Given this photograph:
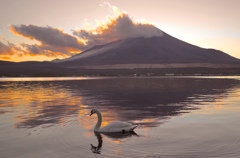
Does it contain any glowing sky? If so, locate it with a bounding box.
[0,0,239,62]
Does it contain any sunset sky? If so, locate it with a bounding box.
[0,0,239,62]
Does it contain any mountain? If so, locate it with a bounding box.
[56,32,240,67]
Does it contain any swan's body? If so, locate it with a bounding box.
[90,109,137,133]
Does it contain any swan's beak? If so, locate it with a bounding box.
[90,111,93,116]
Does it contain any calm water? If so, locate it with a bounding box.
[0,77,240,158]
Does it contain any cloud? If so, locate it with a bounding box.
[0,41,26,61]
[0,39,76,60]
[21,43,74,58]
[73,4,163,47]
[8,25,88,58]
[0,56,11,60]
[0,41,11,55]
[0,41,20,55]
[10,25,86,50]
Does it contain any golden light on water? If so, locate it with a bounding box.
[190,89,240,115]
[0,82,79,128]
[0,79,123,132]
[133,118,157,124]
[113,148,122,156]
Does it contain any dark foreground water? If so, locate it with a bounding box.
[0,76,240,158]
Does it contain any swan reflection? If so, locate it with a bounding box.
[90,131,138,154]
[91,132,102,154]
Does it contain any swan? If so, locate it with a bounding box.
[90,109,137,133]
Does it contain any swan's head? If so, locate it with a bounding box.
[90,109,98,116]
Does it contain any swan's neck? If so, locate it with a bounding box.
[94,110,102,131]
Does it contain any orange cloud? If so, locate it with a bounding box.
[73,13,163,47]
[0,41,22,56]
[21,43,80,58]
[0,41,12,55]
[0,41,81,62]
[0,56,11,60]
[5,25,88,61]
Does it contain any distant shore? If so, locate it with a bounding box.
[1,66,240,77]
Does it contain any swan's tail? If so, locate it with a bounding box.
[131,125,138,130]
[123,125,138,132]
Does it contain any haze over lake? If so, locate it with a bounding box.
[0,77,240,158]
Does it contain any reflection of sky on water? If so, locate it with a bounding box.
[0,77,240,130]
[1,77,240,158]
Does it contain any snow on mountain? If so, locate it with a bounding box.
[56,33,240,66]
[56,40,123,63]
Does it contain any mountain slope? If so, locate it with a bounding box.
[56,32,240,66]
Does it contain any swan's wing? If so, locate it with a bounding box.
[100,121,137,132]
[108,121,132,128]
[102,121,132,129]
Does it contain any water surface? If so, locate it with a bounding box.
[0,77,240,158]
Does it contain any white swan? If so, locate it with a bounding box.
[90,109,137,133]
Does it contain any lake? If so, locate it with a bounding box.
[0,76,240,158]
